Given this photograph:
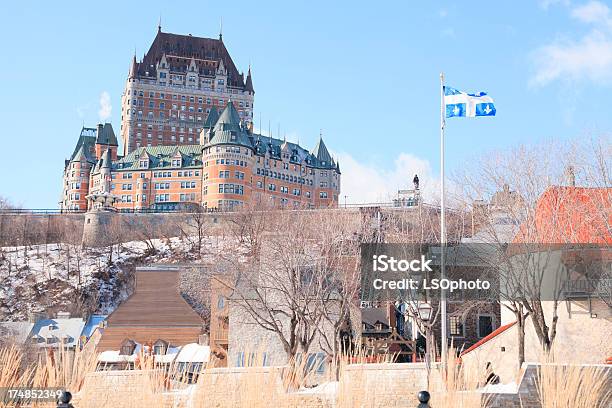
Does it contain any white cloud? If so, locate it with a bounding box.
[98,91,112,121]
[531,1,612,86]
[571,0,612,26]
[335,152,440,205]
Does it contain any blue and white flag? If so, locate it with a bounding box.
[444,86,496,118]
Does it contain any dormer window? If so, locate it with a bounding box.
[120,339,137,356]
[172,159,181,167]
[153,339,168,355]
[139,160,148,168]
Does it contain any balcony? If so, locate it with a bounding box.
[562,278,612,298]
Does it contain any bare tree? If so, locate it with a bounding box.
[178,204,210,258]
[456,137,611,365]
[221,208,343,363]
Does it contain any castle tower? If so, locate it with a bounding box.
[82,148,120,247]
[120,30,255,156]
[60,127,97,211]
[94,123,118,160]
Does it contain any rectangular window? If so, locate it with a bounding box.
[449,316,464,337]
[478,315,494,338]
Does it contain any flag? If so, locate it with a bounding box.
[444,86,496,118]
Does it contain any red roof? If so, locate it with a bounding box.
[513,187,611,244]
[461,321,516,356]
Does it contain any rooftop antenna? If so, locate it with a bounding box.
[219,17,223,41]
[158,14,162,32]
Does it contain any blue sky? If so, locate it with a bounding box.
[1,0,611,207]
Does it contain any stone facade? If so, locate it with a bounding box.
[461,300,612,384]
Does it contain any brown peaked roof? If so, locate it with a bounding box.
[96,267,203,351]
[105,267,203,327]
[136,30,247,89]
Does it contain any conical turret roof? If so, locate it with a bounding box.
[245,66,254,93]
[213,101,241,133]
[311,136,332,165]
[129,55,138,78]
[204,106,220,129]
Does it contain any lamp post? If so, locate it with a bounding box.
[417,301,433,366]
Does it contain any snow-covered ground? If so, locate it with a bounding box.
[0,236,235,321]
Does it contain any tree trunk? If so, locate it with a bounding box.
[517,311,525,367]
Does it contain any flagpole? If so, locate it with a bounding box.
[439,72,448,368]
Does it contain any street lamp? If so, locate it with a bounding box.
[417,302,432,322]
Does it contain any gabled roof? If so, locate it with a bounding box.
[461,321,516,356]
[29,317,86,348]
[104,267,204,327]
[361,307,390,327]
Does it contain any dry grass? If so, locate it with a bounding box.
[537,363,611,408]
[2,345,611,408]
[0,345,98,406]
[427,347,488,408]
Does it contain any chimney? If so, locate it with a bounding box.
[565,166,576,187]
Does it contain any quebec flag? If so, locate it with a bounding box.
[444,86,496,118]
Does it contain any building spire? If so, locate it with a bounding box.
[129,51,137,78]
[245,64,254,93]
[158,14,162,33]
[219,17,223,41]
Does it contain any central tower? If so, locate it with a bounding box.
[120,27,254,156]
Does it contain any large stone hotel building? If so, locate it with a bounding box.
[60,29,340,211]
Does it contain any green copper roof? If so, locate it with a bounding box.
[207,102,253,148]
[203,106,220,129]
[114,145,203,170]
[68,127,97,164]
[213,101,242,133]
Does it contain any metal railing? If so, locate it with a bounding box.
[563,279,612,297]
[0,201,450,216]
[54,390,434,407]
